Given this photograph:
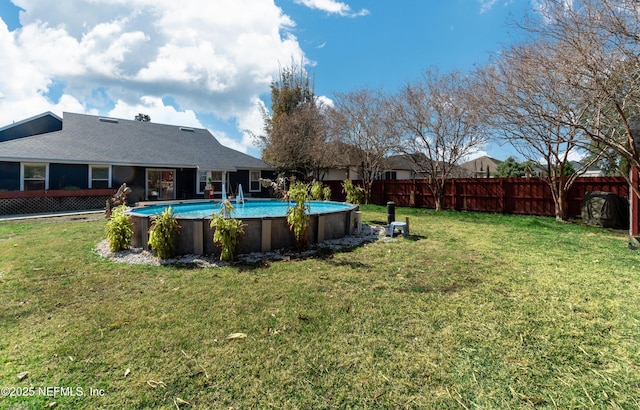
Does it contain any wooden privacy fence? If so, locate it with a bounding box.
[326,177,629,219]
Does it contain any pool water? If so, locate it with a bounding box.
[129,200,355,219]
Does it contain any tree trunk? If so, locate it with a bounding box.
[364,180,373,205]
[553,193,567,222]
[434,196,443,211]
[429,179,445,211]
[550,176,568,222]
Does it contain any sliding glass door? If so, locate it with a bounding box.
[146,169,175,200]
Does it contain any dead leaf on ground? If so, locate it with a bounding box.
[43,402,57,408]
[124,368,130,377]
[108,320,131,330]
[17,371,29,380]
[226,333,247,340]
[147,380,167,389]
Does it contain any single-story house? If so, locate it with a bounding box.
[321,151,469,182]
[572,161,605,177]
[381,154,430,180]
[459,155,503,178]
[380,153,469,180]
[0,112,274,204]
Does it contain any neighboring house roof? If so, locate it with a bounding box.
[384,153,467,177]
[0,112,270,171]
[459,155,503,177]
[527,161,605,177]
[571,161,604,177]
[384,153,428,171]
[0,111,62,142]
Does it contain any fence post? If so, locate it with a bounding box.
[455,179,462,211]
[631,167,639,237]
[500,179,507,213]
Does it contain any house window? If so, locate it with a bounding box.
[146,169,175,200]
[384,171,397,180]
[89,165,111,189]
[209,171,223,193]
[197,170,224,194]
[198,171,208,194]
[21,163,48,191]
[250,170,261,192]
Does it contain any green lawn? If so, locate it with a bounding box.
[1,206,639,408]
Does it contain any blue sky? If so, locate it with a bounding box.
[0,0,535,161]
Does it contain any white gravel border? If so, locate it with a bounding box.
[95,224,389,267]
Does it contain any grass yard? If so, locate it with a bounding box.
[1,206,640,409]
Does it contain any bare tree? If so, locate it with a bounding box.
[521,0,640,197]
[307,103,349,181]
[475,40,598,221]
[328,87,401,203]
[393,69,488,211]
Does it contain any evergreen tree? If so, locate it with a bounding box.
[495,156,525,177]
[256,59,335,181]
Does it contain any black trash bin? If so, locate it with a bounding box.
[387,201,395,225]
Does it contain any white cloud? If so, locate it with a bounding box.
[479,0,499,13]
[234,97,268,154]
[478,0,515,13]
[211,129,251,154]
[294,0,369,17]
[532,0,574,23]
[0,19,90,123]
[107,96,202,127]
[565,149,586,163]
[0,0,307,156]
[316,95,334,109]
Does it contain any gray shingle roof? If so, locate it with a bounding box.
[0,112,270,171]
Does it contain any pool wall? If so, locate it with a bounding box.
[129,200,359,256]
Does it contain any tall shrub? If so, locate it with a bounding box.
[148,207,181,260]
[310,180,332,200]
[105,204,133,252]
[210,200,245,262]
[287,182,311,251]
[342,179,364,205]
[310,181,324,200]
[322,185,332,201]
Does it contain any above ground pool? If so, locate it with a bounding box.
[128,199,355,219]
[127,199,359,256]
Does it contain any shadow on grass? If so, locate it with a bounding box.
[395,276,483,295]
[232,240,379,272]
[369,219,387,226]
[231,223,433,272]
[401,233,427,242]
[230,225,391,272]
